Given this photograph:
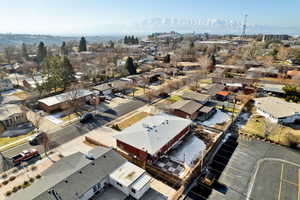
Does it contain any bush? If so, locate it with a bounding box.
[17,185,22,190]
[1,173,7,179]
[9,176,16,181]
[12,168,18,173]
[58,154,64,158]
[22,181,30,189]
[12,186,19,193]
[29,177,35,183]
[5,191,12,196]
[2,180,9,185]
[36,174,41,179]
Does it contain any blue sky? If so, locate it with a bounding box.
[0,0,299,35]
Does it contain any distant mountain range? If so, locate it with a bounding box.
[0,34,123,47]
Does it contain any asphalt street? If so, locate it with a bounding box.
[0,98,146,172]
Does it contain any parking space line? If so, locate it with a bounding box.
[298,169,300,200]
[278,163,284,200]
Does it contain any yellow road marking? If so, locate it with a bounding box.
[278,164,284,200]
[298,170,300,200]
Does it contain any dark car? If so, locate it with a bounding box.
[80,113,94,123]
[28,132,44,146]
[158,92,170,99]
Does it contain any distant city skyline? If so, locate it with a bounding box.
[0,0,299,35]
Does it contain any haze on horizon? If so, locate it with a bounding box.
[0,0,299,35]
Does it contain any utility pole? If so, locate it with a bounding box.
[241,14,248,37]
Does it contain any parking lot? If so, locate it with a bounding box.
[209,137,300,200]
[185,136,300,200]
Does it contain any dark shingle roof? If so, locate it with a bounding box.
[9,147,126,200]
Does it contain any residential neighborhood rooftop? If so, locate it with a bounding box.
[114,113,192,155]
[169,100,203,115]
[37,89,93,106]
[255,97,300,118]
[8,147,126,200]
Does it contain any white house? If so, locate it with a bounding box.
[8,147,164,200]
[109,161,152,199]
[254,97,300,124]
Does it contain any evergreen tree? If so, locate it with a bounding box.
[163,54,171,63]
[21,43,29,60]
[124,36,128,44]
[37,42,47,64]
[60,41,68,56]
[79,37,87,52]
[210,54,216,66]
[125,57,137,75]
[62,56,76,89]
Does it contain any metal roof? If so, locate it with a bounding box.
[114,113,192,155]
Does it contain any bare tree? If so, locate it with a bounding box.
[4,47,14,64]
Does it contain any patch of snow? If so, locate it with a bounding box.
[45,115,63,124]
[201,109,230,127]
[169,135,206,167]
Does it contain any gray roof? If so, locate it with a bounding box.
[203,84,225,96]
[170,100,203,115]
[9,147,126,200]
[0,104,23,121]
[199,106,215,114]
[181,91,211,102]
[255,97,300,119]
[93,83,112,92]
[260,84,285,94]
[114,113,192,155]
[38,89,93,106]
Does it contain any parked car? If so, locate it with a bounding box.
[158,92,169,99]
[80,113,94,123]
[104,95,113,101]
[11,149,40,166]
[115,93,125,98]
[28,132,44,146]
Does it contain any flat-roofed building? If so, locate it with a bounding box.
[114,113,192,162]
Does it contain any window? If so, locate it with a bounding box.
[131,188,136,193]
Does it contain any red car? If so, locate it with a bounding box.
[12,149,40,166]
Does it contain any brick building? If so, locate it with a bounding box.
[114,113,192,162]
